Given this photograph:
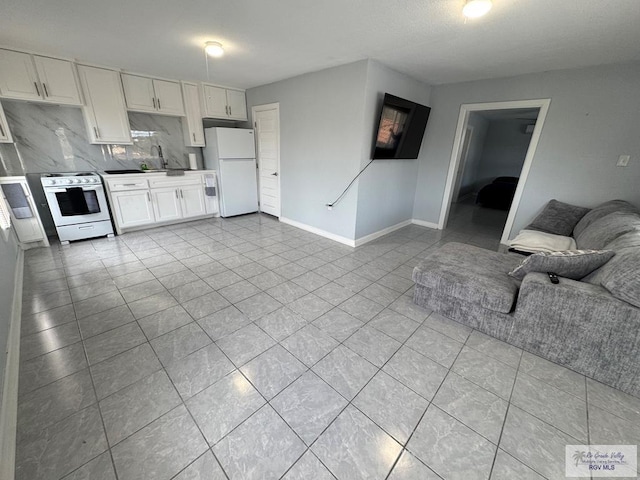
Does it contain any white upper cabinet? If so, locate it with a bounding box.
[202,85,228,118]
[202,83,247,121]
[0,102,13,143]
[153,79,184,115]
[121,74,155,112]
[33,55,83,105]
[77,65,132,144]
[181,82,205,147]
[0,50,40,101]
[0,49,82,105]
[226,89,247,120]
[121,73,185,116]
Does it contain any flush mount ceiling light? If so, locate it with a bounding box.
[204,41,224,58]
[462,0,492,18]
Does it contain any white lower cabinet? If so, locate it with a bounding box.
[104,172,217,234]
[110,190,154,231]
[180,184,206,218]
[151,187,182,222]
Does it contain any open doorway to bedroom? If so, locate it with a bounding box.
[439,99,551,245]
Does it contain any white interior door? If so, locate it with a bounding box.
[253,104,281,218]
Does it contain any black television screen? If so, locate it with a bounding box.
[372,93,431,160]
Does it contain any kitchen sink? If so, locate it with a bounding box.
[103,169,189,176]
[103,169,144,174]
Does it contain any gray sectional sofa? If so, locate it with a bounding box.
[412,200,640,397]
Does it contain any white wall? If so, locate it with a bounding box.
[246,59,432,242]
[0,229,19,404]
[354,61,432,239]
[413,62,640,238]
[246,61,369,240]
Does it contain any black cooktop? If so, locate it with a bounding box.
[42,172,97,177]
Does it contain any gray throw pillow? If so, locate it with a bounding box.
[508,250,615,281]
[601,249,640,308]
[526,200,590,237]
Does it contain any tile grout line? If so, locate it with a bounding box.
[17,213,570,480]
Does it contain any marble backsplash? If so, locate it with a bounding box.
[0,101,203,176]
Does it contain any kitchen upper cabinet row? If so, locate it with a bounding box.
[0,47,248,146]
[0,49,82,105]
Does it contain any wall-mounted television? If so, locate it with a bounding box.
[372,93,431,160]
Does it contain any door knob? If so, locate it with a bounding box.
[271,172,278,176]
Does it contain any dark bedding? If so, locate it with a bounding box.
[476,176,519,210]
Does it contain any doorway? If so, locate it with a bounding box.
[439,99,551,244]
[252,103,281,218]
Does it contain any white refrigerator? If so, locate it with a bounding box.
[203,127,259,217]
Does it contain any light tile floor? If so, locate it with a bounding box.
[15,210,640,480]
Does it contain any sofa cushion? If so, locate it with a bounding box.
[508,250,615,281]
[601,248,640,308]
[413,242,521,313]
[575,212,640,250]
[526,199,589,236]
[573,200,640,238]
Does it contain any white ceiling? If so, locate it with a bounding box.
[2,0,639,89]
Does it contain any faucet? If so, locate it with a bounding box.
[151,145,169,169]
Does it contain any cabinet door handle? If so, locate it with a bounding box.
[42,83,49,97]
[93,126,100,138]
[34,82,41,97]
[175,190,179,199]
[192,133,196,142]
[147,192,151,202]
[152,97,157,109]
[229,106,232,116]
[0,123,5,138]
[157,98,161,110]
[180,189,184,199]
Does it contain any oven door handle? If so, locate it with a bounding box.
[48,186,103,193]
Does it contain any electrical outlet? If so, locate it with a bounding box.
[617,155,630,167]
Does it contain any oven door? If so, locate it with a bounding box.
[44,185,112,227]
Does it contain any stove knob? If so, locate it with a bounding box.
[49,180,56,185]
[74,179,81,184]
[82,179,89,183]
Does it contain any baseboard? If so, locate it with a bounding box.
[0,248,23,480]
[279,217,356,247]
[354,220,412,247]
[411,218,441,229]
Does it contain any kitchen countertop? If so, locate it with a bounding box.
[99,169,216,179]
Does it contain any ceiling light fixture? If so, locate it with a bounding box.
[462,0,492,18]
[204,41,224,58]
